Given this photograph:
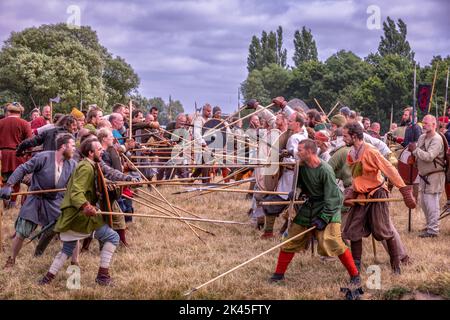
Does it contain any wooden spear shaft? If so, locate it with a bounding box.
[135,187,205,220]
[135,163,293,169]
[12,188,66,196]
[193,188,288,195]
[129,100,133,140]
[186,177,253,199]
[259,198,403,206]
[428,62,439,113]
[121,194,215,236]
[184,226,316,296]
[326,101,340,118]
[98,211,250,225]
[122,154,206,243]
[313,98,330,123]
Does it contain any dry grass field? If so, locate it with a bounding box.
[0,183,449,300]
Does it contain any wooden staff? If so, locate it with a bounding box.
[135,163,293,169]
[184,226,316,296]
[98,211,250,225]
[122,153,207,244]
[186,177,254,199]
[135,187,206,220]
[428,62,439,113]
[96,163,113,227]
[122,194,215,236]
[372,236,378,264]
[326,101,341,118]
[313,98,330,123]
[129,100,133,140]
[443,67,449,118]
[191,188,288,195]
[259,198,403,206]
[11,188,66,197]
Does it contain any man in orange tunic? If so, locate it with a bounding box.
[341,123,416,274]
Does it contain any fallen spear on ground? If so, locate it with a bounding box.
[183,226,316,296]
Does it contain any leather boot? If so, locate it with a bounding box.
[386,238,401,274]
[95,267,112,286]
[38,272,55,285]
[34,229,57,257]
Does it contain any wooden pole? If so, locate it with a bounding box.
[135,187,206,220]
[372,236,378,263]
[313,98,330,123]
[134,163,295,169]
[121,194,215,236]
[326,101,340,119]
[129,100,133,140]
[259,198,403,206]
[11,188,66,197]
[184,226,316,296]
[184,188,288,195]
[428,62,439,113]
[443,67,449,118]
[98,211,250,225]
[122,153,207,244]
[49,100,53,124]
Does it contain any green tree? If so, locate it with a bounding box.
[378,17,415,61]
[241,63,291,106]
[247,35,262,72]
[246,26,287,72]
[0,23,139,114]
[293,26,318,67]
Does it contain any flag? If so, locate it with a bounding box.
[49,94,61,103]
[417,84,432,113]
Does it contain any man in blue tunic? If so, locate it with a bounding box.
[0,134,78,268]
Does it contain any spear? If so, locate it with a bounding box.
[428,62,439,113]
[129,100,133,140]
[259,198,403,206]
[326,101,341,119]
[313,98,330,122]
[121,194,215,236]
[443,67,449,118]
[183,187,288,195]
[98,211,250,225]
[122,153,207,244]
[184,226,316,296]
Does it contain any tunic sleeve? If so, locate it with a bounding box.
[368,148,406,189]
[7,153,44,186]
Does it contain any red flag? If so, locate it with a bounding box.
[417,84,432,113]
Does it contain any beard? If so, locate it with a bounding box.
[93,154,102,163]
[62,149,73,160]
[345,140,354,147]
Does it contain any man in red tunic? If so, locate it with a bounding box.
[30,105,51,133]
[0,102,32,207]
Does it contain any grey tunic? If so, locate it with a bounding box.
[7,151,77,226]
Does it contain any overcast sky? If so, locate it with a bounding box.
[1,0,449,112]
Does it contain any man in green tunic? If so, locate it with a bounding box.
[39,139,120,286]
[269,139,361,290]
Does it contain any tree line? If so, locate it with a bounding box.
[241,17,449,131]
[0,23,183,125]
